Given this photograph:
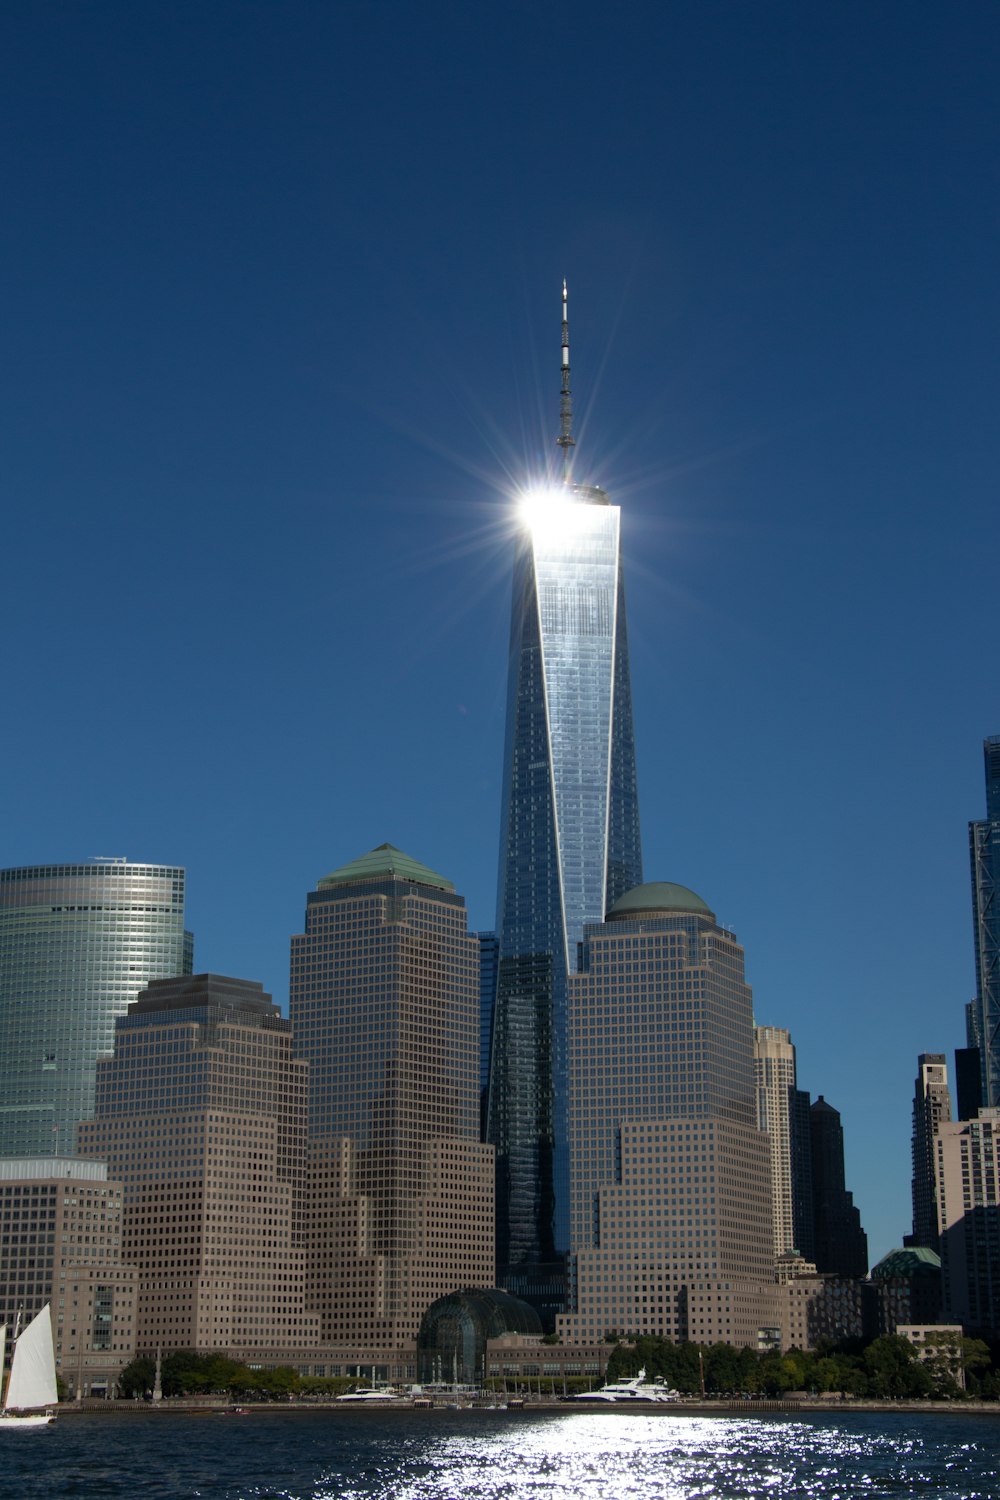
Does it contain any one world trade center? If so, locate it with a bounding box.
[486,284,643,1322]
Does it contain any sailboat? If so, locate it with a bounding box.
[0,1305,58,1427]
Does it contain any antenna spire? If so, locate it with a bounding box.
[556,278,575,479]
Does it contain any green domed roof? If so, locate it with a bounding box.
[608,882,714,920]
[318,843,454,893]
[870,1246,941,1279]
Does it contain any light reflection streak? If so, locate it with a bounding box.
[290,1412,999,1500]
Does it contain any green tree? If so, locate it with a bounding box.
[117,1356,156,1397]
[863,1336,931,1399]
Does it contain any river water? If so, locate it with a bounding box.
[4,1407,997,1499]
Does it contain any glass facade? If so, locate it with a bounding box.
[0,861,193,1158]
[970,736,1000,1107]
[487,484,642,1315]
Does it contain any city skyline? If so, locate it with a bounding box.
[3,4,999,1269]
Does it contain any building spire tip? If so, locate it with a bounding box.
[557,279,575,476]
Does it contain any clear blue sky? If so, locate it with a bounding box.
[3,2,998,1265]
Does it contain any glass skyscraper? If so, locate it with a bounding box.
[969,735,1000,1108]
[0,860,193,1157]
[486,288,642,1317]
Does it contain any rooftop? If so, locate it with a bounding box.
[318,843,455,893]
[607,881,715,920]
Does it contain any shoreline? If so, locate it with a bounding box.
[56,1396,1000,1419]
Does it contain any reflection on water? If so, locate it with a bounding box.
[308,1413,997,1500]
[6,1409,998,1500]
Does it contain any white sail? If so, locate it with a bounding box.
[4,1306,57,1411]
[0,1325,6,1389]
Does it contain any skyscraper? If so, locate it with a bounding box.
[0,860,193,1157]
[809,1096,869,1278]
[557,882,776,1348]
[906,1052,951,1253]
[78,973,318,1356]
[487,286,642,1317]
[754,1025,800,1260]
[969,736,1000,1107]
[290,845,494,1349]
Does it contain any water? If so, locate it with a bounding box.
[3,1408,997,1499]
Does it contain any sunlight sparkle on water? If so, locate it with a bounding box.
[303,1412,992,1500]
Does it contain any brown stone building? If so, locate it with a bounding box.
[557,882,778,1348]
[78,974,320,1355]
[0,1156,137,1395]
[291,846,494,1350]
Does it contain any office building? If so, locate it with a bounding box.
[906,1053,951,1252]
[290,845,494,1349]
[754,1025,800,1259]
[969,736,1000,1107]
[557,882,777,1349]
[477,931,498,1137]
[934,1108,1000,1336]
[809,1096,869,1278]
[0,1156,137,1396]
[0,860,193,1157]
[78,973,319,1355]
[790,1085,816,1261]
[487,286,642,1317]
[869,1247,943,1333]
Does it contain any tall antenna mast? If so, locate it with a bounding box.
[556,278,575,480]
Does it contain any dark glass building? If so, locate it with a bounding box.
[969,736,1000,1108]
[808,1095,868,1278]
[486,293,642,1319]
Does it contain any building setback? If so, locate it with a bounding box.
[557,882,777,1349]
[290,845,494,1350]
[0,1156,137,1397]
[0,861,193,1157]
[487,286,642,1321]
[78,973,319,1356]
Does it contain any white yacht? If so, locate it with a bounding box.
[335,1387,405,1404]
[572,1368,679,1404]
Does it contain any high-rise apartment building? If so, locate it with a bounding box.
[906,1053,951,1253]
[290,845,494,1350]
[0,1156,137,1397]
[934,1108,1000,1335]
[969,736,1000,1107]
[78,973,318,1355]
[754,1025,800,1259]
[557,882,777,1348]
[487,287,642,1317]
[0,860,193,1157]
[809,1096,869,1278]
